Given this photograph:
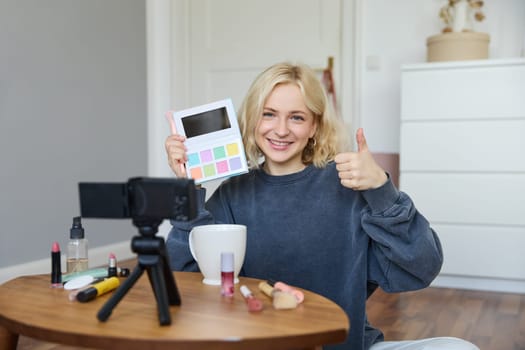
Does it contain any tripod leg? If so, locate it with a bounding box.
[141,236,181,306]
[148,263,172,326]
[102,235,182,325]
[161,254,181,306]
[154,236,181,306]
[97,264,144,322]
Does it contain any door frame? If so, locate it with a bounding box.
[146,0,363,177]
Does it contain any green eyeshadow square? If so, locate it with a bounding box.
[213,146,226,159]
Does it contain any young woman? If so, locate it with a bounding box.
[165,62,478,350]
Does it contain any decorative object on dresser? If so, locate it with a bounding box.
[427,0,489,62]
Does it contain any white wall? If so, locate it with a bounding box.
[0,0,147,283]
[359,0,525,153]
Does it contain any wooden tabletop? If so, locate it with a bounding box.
[0,272,349,350]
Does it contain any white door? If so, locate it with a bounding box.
[147,0,353,236]
[149,0,351,180]
[179,0,343,194]
[186,0,342,109]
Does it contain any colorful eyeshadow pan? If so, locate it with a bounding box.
[226,143,239,156]
[186,140,245,182]
[171,98,248,184]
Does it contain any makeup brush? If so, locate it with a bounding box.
[258,281,298,310]
[267,279,305,303]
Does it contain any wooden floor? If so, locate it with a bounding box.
[15,286,525,350]
[367,287,525,350]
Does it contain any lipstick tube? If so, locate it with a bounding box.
[107,253,117,277]
[50,242,62,288]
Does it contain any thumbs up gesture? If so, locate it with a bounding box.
[334,128,388,191]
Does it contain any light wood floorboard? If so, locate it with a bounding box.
[367,287,525,350]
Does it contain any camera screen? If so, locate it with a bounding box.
[79,178,197,221]
[181,106,231,138]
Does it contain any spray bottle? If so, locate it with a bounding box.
[66,216,89,273]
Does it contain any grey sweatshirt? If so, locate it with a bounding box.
[167,162,443,350]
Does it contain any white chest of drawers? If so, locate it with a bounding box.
[400,58,525,292]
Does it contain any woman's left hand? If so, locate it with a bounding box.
[334,128,388,191]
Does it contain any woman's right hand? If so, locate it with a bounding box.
[165,134,188,177]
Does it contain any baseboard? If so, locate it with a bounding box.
[0,241,136,284]
[431,274,525,294]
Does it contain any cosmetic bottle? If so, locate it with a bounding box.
[66,216,89,273]
[221,252,234,297]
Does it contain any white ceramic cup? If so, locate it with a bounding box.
[188,224,246,285]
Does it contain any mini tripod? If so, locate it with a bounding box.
[97,219,181,326]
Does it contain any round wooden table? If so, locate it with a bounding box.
[0,272,349,349]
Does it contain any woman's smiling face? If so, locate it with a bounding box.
[255,83,317,175]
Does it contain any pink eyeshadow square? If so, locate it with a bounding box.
[216,160,229,173]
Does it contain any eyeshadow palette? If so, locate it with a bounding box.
[169,99,248,184]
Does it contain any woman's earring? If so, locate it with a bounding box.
[310,138,317,148]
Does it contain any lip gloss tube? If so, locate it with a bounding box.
[221,252,234,297]
[240,285,263,312]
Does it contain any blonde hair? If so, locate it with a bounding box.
[238,62,349,169]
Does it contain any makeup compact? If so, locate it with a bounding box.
[64,275,95,290]
[168,99,248,184]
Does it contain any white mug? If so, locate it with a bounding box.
[189,224,246,285]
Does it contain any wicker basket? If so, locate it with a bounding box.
[427,32,490,62]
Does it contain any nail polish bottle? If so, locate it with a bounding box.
[221,252,234,297]
[66,216,89,273]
